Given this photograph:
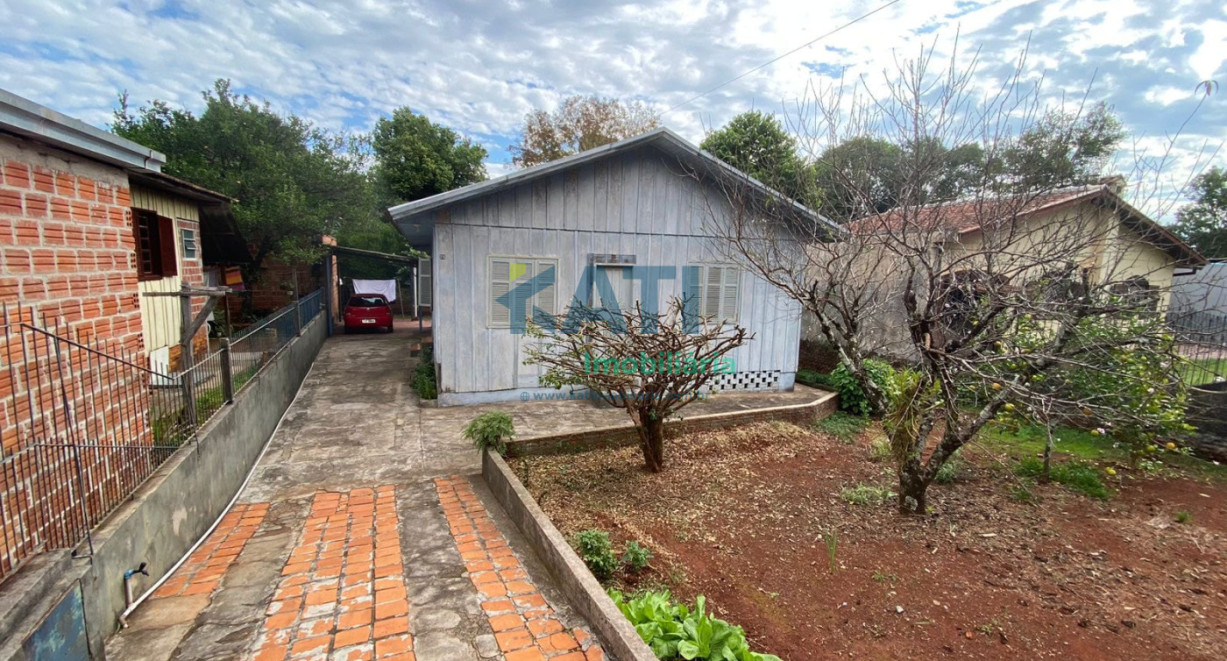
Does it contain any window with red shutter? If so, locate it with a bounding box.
[132,209,178,279]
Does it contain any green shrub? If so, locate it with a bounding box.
[933,450,965,484]
[814,412,869,443]
[840,484,895,506]
[1015,457,1110,500]
[1175,510,1192,524]
[607,590,782,661]
[462,410,514,455]
[829,360,895,417]
[622,541,653,572]
[413,346,438,399]
[867,437,892,463]
[574,529,618,580]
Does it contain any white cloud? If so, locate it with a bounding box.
[0,0,1221,201]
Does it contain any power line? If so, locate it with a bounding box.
[666,0,905,113]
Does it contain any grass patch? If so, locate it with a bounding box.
[814,412,869,443]
[1015,457,1111,500]
[840,483,895,506]
[1175,510,1192,524]
[797,368,834,389]
[1178,357,1227,386]
[981,420,1227,483]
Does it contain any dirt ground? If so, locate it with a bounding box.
[510,421,1227,660]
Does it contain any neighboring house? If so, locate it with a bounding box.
[0,89,246,443]
[387,128,836,406]
[834,180,1207,358]
[128,169,249,373]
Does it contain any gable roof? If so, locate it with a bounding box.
[849,183,1206,268]
[386,127,838,247]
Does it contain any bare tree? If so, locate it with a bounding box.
[510,95,660,167]
[523,298,748,472]
[701,45,1211,514]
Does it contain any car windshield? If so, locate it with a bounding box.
[348,296,388,308]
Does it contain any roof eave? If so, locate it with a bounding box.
[0,89,166,171]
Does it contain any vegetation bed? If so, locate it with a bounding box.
[509,421,1227,660]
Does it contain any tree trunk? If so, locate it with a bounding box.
[638,416,666,473]
[1040,421,1054,484]
[897,462,928,515]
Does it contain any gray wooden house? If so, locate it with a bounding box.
[387,128,834,406]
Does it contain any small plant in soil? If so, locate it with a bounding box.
[840,484,895,506]
[622,540,653,571]
[872,571,898,584]
[867,437,892,462]
[933,450,965,484]
[574,529,618,580]
[1008,481,1038,504]
[814,412,869,443]
[1175,510,1192,524]
[462,410,514,455]
[822,530,839,573]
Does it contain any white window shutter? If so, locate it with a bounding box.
[703,266,723,318]
[490,259,511,327]
[535,261,556,317]
[721,267,740,321]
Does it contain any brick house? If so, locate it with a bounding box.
[0,89,244,578]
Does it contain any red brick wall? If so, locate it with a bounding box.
[0,136,151,577]
[0,137,143,353]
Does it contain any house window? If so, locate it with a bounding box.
[181,227,197,259]
[418,257,432,307]
[488,256,557,328]
[692,265,741,323]
[133,209,178,280]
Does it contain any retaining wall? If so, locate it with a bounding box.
[0,315,327,661]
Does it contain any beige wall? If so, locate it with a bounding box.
[131,184,200,369]
[815,201,1181,360]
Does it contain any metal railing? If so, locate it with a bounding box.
[0,289,325,580]
[1169,310,1227,387]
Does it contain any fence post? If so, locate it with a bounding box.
[179,293,198,430]
[220,338,234,404]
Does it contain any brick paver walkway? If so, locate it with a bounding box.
[151,502,269,599]
[435,476,604,661]
[109,328,603,661]
[251,487,412,661]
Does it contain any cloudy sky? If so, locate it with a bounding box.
[0,0,1223,206]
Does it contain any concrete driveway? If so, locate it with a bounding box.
[107,323,604,661]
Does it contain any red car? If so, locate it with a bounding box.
[343,294,394,333]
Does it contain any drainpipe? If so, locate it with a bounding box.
[119,563,149,628]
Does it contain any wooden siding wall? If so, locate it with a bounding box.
[431,146,801,395]
[131,185,197,358]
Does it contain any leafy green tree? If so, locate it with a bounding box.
[371,108,487,205]
[510,95,659,167]
[113,80,375,277]
[814,136,905,221]
[1002,102,1124,190]
[1171,166,1227,259]
[701,111,812,203]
